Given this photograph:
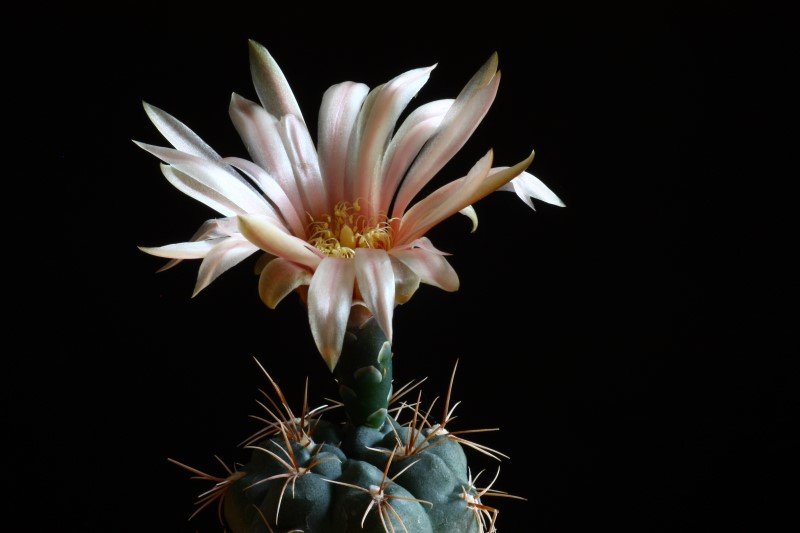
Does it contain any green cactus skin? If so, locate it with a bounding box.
[179,319,512,532]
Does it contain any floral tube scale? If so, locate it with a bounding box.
[136,40,564,370]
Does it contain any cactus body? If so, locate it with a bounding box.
[182,320,510,532]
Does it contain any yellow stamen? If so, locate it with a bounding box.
[307,201,394,258]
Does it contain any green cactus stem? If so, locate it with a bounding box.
[333,318,393,429]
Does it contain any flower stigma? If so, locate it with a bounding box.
[306,200,394,258]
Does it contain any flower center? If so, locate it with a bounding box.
[307,201,393,258]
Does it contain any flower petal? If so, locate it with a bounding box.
[221,156,305,237]
[349,65,435,216]
[378,99,453,212]
[138,240,217,260]
[458,205,479,233]
[257,257,312,309]
[317,81,370,206]
[498,170,566,208]
[397,150,535,243]
[278,115,327,218]
[135,142,268,215]
[193,234,259,296]
[142,102,223,161]
[238,214,322,269]
[248,40,304,125]
[229,93,305,214]
[308,257,356,370]
[390,243,459,292]
[391,53,501,219]
[354,249,395,343]
[390,256,421,305]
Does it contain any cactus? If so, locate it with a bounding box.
[136,38,564,533]
[170,318,522,532]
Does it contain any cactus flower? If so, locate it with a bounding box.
[136,40,564,370]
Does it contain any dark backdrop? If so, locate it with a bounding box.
[10,2,792,532]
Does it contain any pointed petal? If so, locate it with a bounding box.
[390,245,459,292]
[498,170,566,208]
[135,142,268,215]
[237,214,322,269]
[378,99,453,212]
[229,93,305,213]
[397,150,493,243]
[248,40,304,124]
[142,102,223,161]
[389,256,421,305]
[398,151,535,243]
[392,54,500,219]
[193,235,259,296]
[350,65,436,215]
[354,249,395,342]
[149,217,241,272]
[317,81,370,206]
[278,115,327,218]
[138,240,216,260]
[308,257,355,370]
[458,205,479,233]
[221,156,306,237]
[257,257,312,308]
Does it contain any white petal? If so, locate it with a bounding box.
[498,170,566,208]
[135,142,268,215]
[458,205,479,233]
[257,257,312,308]
[392,54,500,219]
[238,214,322,269]
[278,115,327,218]
[142,102,223,161]
[349,65,436,216]
[138,240,216,260]
[248,40,305,125]
[308,257,356,370]
[390,245,459,292]
[397,151,535,243]
[229,93,305,213]
[221,156,305,237]
[193,235,259,296]
[354,249,395,343]
[317,81,370,206]
[378,99,453,212]
[390,256,421,304]
[158,164,237,217]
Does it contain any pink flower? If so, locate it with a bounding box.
[137,40,564,370]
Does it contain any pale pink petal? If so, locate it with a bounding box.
[237,214,322,269]
[142,102,223,161]
[318,81,370,206]
[390,246,459,292]
[158,164,238,217]
[391,54,500,219]
[308,257,356,370]
[221,156,305,238]
[378,99,453,212]
[193,234,259,296]
[349,65,436,217]
[138,240,216,260]
[257,257,312,309]
[354,249,395,342]
[497,170,566,208]
[149,217,241,272]
[248,40,304,125]
[135,142,267,215]
[229,93,305,213]
[398,150,536,243]
[389,256,421,305]
[397,150,494,243]
[278,115,327,218]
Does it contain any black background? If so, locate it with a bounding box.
[9,2,794,532]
